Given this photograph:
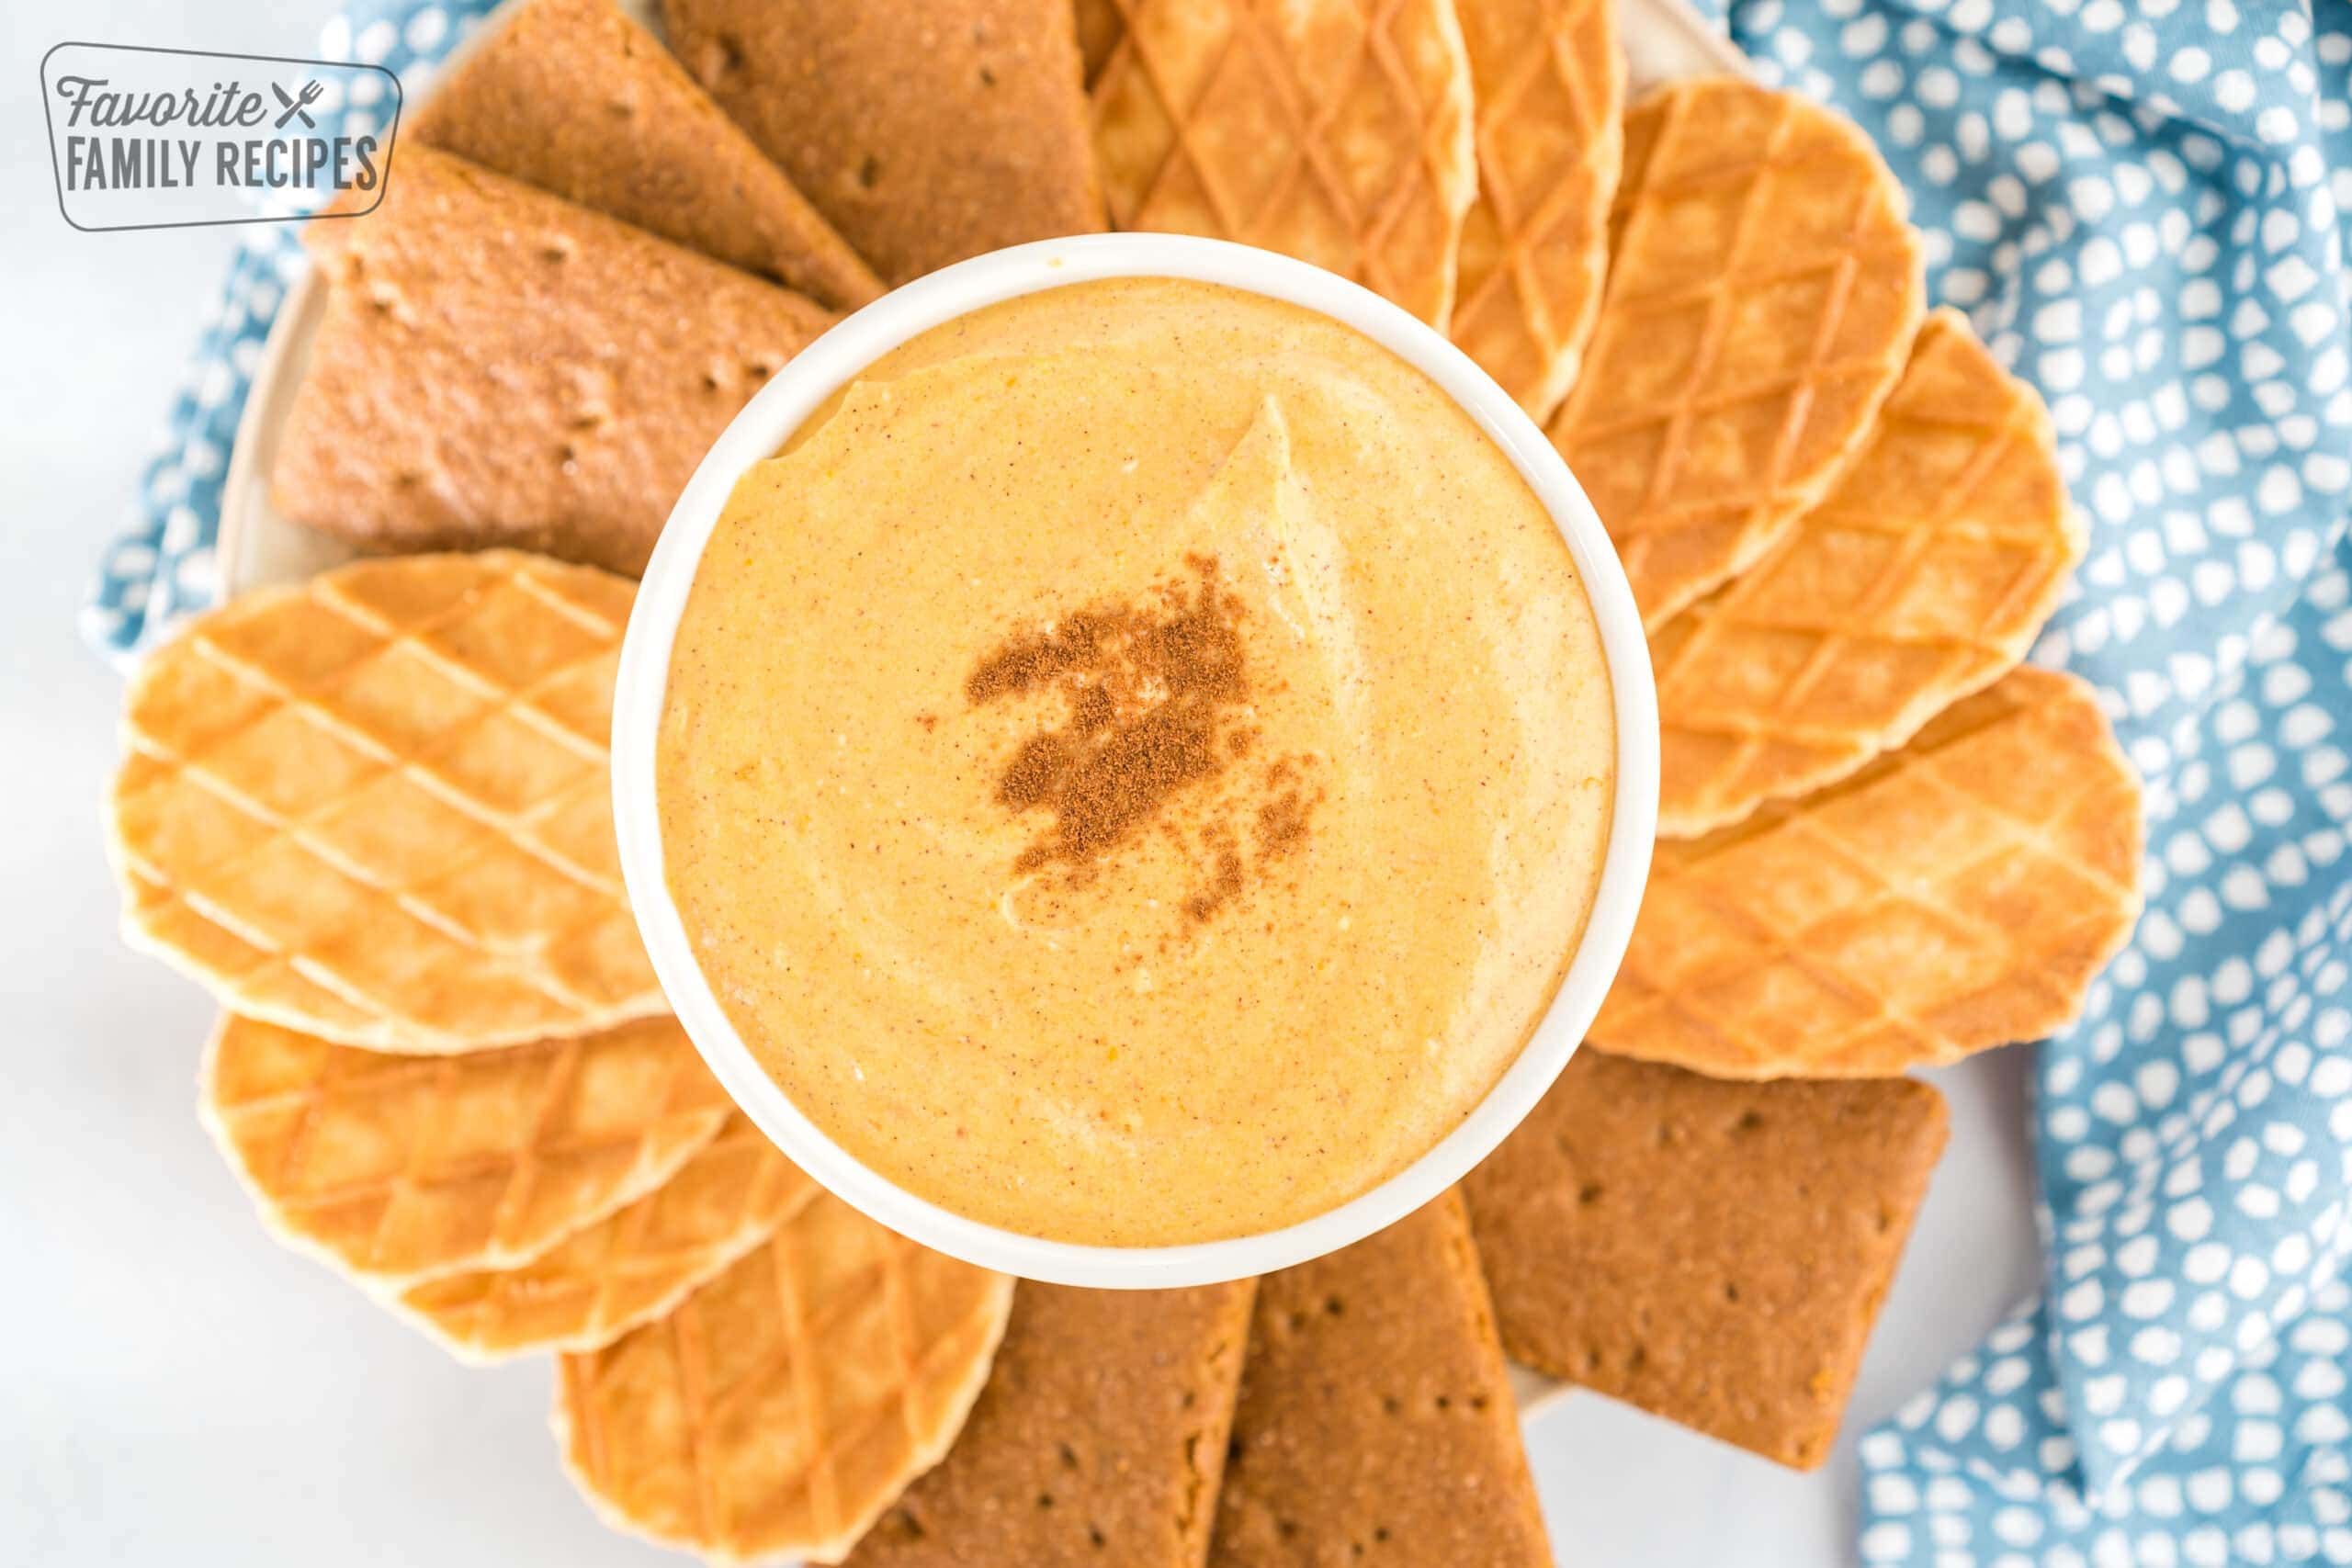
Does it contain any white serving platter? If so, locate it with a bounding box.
[218,0,1995,1488]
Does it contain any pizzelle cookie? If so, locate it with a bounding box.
[1449,0,1625,419]
[1550,76,1927,627]
[1462,1049,1949,1469]
[274,147,833,576]
[1653,308,2082,837]
[1591,666,2144,1078]
[410,0,881,309]
[664,0,1102,286]
[1210,1190,1551,1567]
[200,1013,730,1290]
[1091,0,1478,326]
[848,1281,1260,1567]
[395,1114,820,1362]
[555,1196,1015,1564]
[108,550,661,1053]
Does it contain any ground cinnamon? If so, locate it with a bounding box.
[965,555,1316,924]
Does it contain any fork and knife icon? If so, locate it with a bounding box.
[271,80,325,130]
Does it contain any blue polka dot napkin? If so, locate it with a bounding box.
[80,0,498,663]
[81,0,2352,1560]
[1680,0,2352,1562]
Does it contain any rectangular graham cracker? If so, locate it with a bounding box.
[1462,1050,1949,1469]
[410,0,880,309]
[845,1280,1258,1568]
[1210,1190,1553,1567]
[274,147,832,576]
[662,0,1102,285]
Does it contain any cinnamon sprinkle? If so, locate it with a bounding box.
[964,556,1316,925]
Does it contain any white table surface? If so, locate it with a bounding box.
[1,2,2049,1561]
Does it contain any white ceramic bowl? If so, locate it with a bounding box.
[612,233,1658,1289]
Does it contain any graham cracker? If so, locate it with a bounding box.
[847,1280,1260,1568]
[1462,1049,1949,1469]
[410,0,881,309]
[663,0,1102,286]
[1210,1190,1551,1567]
[274,146,833,576]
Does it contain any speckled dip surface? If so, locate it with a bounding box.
[658,278,1615,1246]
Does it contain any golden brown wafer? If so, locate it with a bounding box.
[1090,0,1478,326]
[200,1012,730,1290]
[273,147,832,576]
[1210,1191,1551,1566]
[109,550,662,1053]
[394,1113,820,1361]
[1450,0,1625,419]
[410,0,881,309]
[555,1195,1014,1564]
[1463,1049,1948,1469]
[1592,666,2144,1077]
[664,0,1102,287]
[1653,308,2082,836]
[1550,77,1926,627]
[848,1280,1260,1568]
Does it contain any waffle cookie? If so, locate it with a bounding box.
[410,0,882,309]
[1592,666,2144,1077]
[1464,1049,1948,1468]
[1091,0,1478,326]
[664,0,1102,287]
[200,1013,729,1290]
[1210,1190,1551,1567]
[849,1280,1259,1568]
[1652,308,2081,837]
[556,1195,1014,1564]
[109,550,662,1053]
[1449,0,1624,419]
[1550,76,1926,627]
[274,147,833,576]
[396,1114,820,1362]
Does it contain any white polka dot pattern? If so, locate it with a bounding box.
[83,2,496,664]
[1675,1,2352,1562]
[72,3,2352,1560]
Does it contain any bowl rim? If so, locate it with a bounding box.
[611,232,1659,1288]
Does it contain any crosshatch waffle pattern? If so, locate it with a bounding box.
[109,551,663,1053]
[398,1114,821,1363]
[1089,0,1478,326]
[1592,667,2144,1078]
[1448,0,1625,420]
[200,1012,730,1288]
[1549,74,1926,629]
[1652,308,2082,837]
[555,1195,1015,1564]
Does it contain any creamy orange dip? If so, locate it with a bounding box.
[658,277,1615,1247]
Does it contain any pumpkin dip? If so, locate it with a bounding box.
[657,277,1615,1247]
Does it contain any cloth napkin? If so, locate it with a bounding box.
[79,1,497,663]
[1679,1,2352,1562]
[83,0,2352,1561]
